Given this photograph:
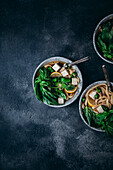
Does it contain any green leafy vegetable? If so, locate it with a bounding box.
[102,105,109,112]
[48,66,54,73]
[83,106,93,126]
[83,106,113,137]
[34,67,59,105]
[60,78,71,83]
[34,65,77,105]
[105,114,113,136]
[96,20,113,61]
[35,83,42,101]
[54,89,67,99]
[71,72,77,78]
[52,77,58,82]
[65,84,75,91]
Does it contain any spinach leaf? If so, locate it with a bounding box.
[40,87,58,105]
[98,36,107,51]
[61,83,67,88]
[35,83,42,101]
[60,78,71,83]
[45,90,57,99]
[96,20,113,61]
[109,29,113,41]
[101,22,111,41]
[43,67,50,78]
[42,96,53,105]
[48,66,54,73]
[39,68,44,79]
[35,76,42,83]
[54,89,67,99]
[83,106,93,126]
[108,109,113,114]
[102,105,109,112]
[52,77,58,82]
[102,22,111,32]
[83,105,113,136]
[45,92,58,105]
[105,114,113,136]
[108,43,113,52]
[39,67,50,80]
[104,52,113,59]
[96,111,108,122]
[65,84,75,91]
[58,90,67,99]
[40,80,51,87]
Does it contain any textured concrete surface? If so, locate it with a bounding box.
[0,0,113,170]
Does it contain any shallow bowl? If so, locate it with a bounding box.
[79,81,113,132]
[33,56,83,108]
[93,14,113,64]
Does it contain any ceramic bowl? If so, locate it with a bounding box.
[32,56,83,107]
[93,14,113,64]
[79,81,113,132]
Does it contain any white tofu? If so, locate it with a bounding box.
[97,105,104,113]
[52,64,60,72]
[58,97,64,104]
[72,78,78,85]
[89,91,96,100]
[60,67,65,72]
[61,69,69,77]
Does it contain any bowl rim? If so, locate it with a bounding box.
[93,14,113,64]
[79,80,113,132]
[32,56,83,108]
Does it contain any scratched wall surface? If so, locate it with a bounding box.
[0,0,113,170]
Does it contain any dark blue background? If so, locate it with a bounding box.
[0,0,113,170]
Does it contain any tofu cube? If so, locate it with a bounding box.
[72,78,78,85]
[58,97,64,104]
[52,64,60,72]
[60,67,65,72]
[89,91,96,100]
[97,105,104,113]
[61,69,69,77]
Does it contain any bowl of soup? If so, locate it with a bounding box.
[32,56,83,107]
[93,14,113,64]
[79,81,113,135]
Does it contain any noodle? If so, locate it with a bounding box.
[44,64,52,68]
[83,83,113,112]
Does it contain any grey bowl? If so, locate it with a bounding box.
[79,81,113,132]
[32,56,83,108]
[93,14,113,64]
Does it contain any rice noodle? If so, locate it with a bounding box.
[83,83,113,113]
[65,92,75,100]
[44,64,52,68]
[111,94,113,104]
